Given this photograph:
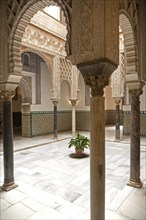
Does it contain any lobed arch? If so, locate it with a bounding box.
[60,79,71,100]
[119,0,139,82]
[9,0,71,78]
[119,12,138,82]
[21,48,54,90]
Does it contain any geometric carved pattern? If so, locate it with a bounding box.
[80,0,93,53]
[60,58,72,83]
[120,52,125,97]
[7,0,30,35]
[7,0,71,76]
[22,26,66,57]
[21,76,32,103]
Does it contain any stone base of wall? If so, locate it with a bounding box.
[123,111,146,136]
[22,111,72,137]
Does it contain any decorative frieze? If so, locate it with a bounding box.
[22,25,66,56]
[31,10,67,40]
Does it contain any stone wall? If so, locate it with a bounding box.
[76,111,90,130]
[76,110,123,131]
[123,111,146,136]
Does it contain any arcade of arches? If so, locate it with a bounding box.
[0,1,146,220]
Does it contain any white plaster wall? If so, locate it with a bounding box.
[31,62,53,111]
[140,84,146,111]
[58,80,72,110]
[105,84,116,110]
[76,73,90,110]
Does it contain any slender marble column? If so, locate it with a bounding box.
[115,100,121,141]
[127,89,143,188]
[0,91,18,191]
[70,100,77,137]
[52,100,58,139]
[83,75,109,220]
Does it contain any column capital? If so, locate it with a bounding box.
[0,90,15,102]
[69,99,78,106]
[51,99,59,106]
[129,89,143,97]
[83,75,109,97]
[113,97,121,105]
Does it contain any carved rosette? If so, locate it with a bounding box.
[83,75,109,97]
[0,90,15,102]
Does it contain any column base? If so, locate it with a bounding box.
[127,180,143,188]
[114,138,120,142]
[1,182,18,191]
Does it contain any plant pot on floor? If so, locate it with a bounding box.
[68,133,90,158]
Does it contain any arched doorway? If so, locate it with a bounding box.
[12,86,22,136]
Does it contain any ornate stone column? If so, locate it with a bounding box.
[52,100,59,139]
[67,1,119,219]
[0,90,18,191]
[80,71,110,220]
[70,100,77,137]
[114,99,121,141]
[127,89,143,188]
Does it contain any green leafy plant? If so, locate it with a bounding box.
[68,132,90,150]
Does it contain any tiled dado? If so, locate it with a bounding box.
[123,111,146,136]
[22,111,72,137]
[76,110,122,131]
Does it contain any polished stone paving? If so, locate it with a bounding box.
[0,126,146,219]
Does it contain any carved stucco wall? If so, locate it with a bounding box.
[4,0,143,82]
[7,0,71,78]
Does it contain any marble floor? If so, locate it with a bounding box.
[0,126,146,220]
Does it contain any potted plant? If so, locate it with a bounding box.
[68,132,90,158]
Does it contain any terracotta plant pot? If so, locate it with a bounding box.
[75,148,84,158]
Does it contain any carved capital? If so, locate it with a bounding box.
[83,75,109,97]
[0,90,15,102]
[70,99,77,106]
[52,99,59,106]
[129,89,143,106]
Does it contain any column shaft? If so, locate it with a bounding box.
[90,96,105,220]
[54,105,58,139]
[115,101,120,141]
[127,89,143,188]
[72,104,76,137]
[1,94,17,191]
